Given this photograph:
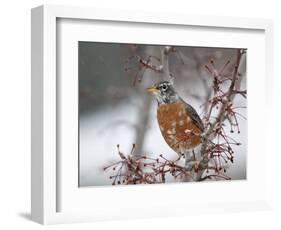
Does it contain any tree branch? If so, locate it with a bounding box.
[196,49,245,181]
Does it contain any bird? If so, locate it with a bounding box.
[147,81,204,158]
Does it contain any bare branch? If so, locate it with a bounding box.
[197,49,245,181]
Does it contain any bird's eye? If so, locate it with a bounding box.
[162,85,168,90]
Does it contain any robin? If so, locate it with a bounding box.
[147,81,204,157]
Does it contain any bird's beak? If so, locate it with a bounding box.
[146,86,160,94]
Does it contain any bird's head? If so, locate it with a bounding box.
[146,81,179,104]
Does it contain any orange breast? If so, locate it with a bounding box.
[157,101,201,154]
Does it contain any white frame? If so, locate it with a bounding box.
[31,5,274,225]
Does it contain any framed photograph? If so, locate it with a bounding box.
[31,5,274,224]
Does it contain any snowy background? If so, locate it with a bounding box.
[78,42,247,187]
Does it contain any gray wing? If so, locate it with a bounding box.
[184,102,204,132]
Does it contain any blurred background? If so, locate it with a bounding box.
[79,42,247,186]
